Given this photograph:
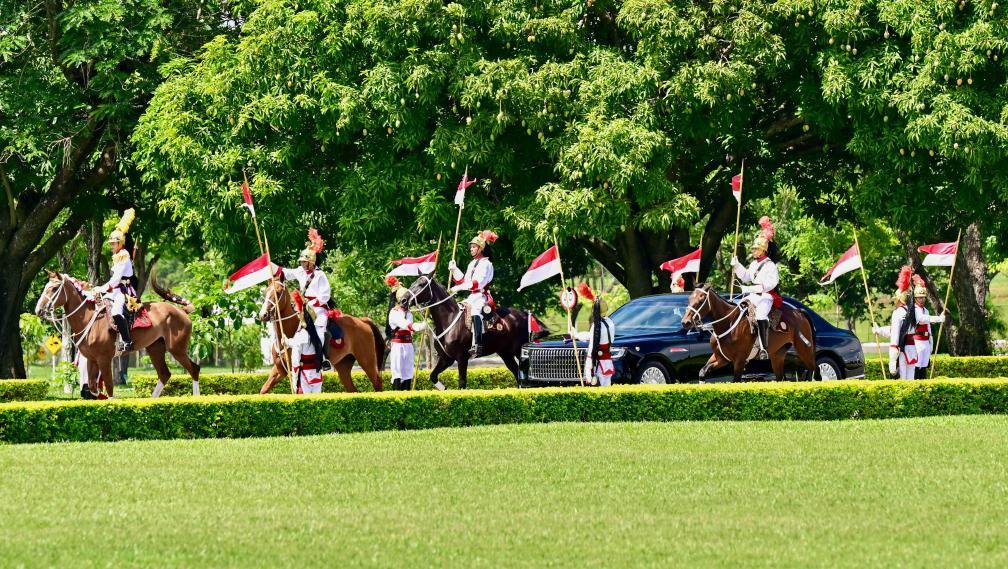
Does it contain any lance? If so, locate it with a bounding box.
[448,167,468,287]
[412,233,442,390]
[852,229,888,378]
[930,228,962,379]
[729,159,744,296]
[554,231,586,387]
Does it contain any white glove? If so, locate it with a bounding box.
[82,290,97,302]
[931,313,946,324]
[731,256,742,268]
[888,347,899,377]
[740,284,761,294]
[872,325,887,335]
[449,284,467,294]
[411,322,427,332]
[448,260,458,272]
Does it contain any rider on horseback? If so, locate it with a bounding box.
[101,208,138,351]
[730,216,781,360]
[277,229,334,371]
[448,230,497,356]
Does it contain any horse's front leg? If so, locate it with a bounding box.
[698,352,728,383]
[429,353,454,390]
[260,360,287,394]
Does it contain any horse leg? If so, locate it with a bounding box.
[770,348,787,381]
[346,326,382,392]
[733,358,746,383]
[335,358,356,393]
[146,339,171,397]
[698,353,728,382]
[429,354,454,390]
[498,352,521,387]
[168,344,201,396]
[99,359,115,398]
[86,358,100,398]
[457,356,470,389]
[260,361,286,394]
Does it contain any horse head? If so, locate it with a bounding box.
[406,275,447,309]
[259,280,293,323]
[681,283,715,330]
[35,270,69,317]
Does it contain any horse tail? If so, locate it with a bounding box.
[365,318,386,371]
[149,270,195,314]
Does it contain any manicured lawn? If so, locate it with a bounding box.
[1,418,1006,567]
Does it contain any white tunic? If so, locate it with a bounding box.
[281,266,331,330]
[733,257,779,319]
[573,317,616,386]
[450,256,494,311]
[877,305,918,379]
[387,306,417,380]
[103,250,134,316]
[913,304,938,369]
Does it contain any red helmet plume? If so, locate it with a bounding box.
[575,282,596,302]
[895,265,912,292]
[307,228,325,254]
[758,216,775,241]
[480,230,498,244]
[385,275,400,288]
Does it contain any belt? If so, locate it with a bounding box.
[393,330,412,344]
[595,343,612,359]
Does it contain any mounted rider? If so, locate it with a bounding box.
[730,216,782,359]
[101,208,138,351]
[448,229,497,356]
[276,228,338,371]
[569,283,616,386]
[387,286,428,390]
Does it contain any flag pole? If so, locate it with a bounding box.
[554,231,586,387]
[412,233,443,390]
[853,229,888,378]
[729,159,744,296]
[242,170,265,256]
[263,232,296,394]
[930,228,962,379]
[447,167,467,286]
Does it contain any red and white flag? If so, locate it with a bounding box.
[819,244,862,285]
[241,181,255,217]
[518,245,562,290]
[528,313,543,343]
[387,250,438,277]
[731,172,743,204]
[455,168,476,206]
[660,248,702,278]
[918,242,958,267]
[225,253,277,293]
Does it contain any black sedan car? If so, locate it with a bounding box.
[518,293,865,385]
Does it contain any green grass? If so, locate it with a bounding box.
[1,418,1006,567]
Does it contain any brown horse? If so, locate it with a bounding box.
[404,276,548,389]
[258,280,385,393]
[34,270,200,398]
[681,284,817,382]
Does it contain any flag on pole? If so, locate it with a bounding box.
[731,172,743,204]
[819,244,862,285]
[241,181,255,217]
[660,248,702,279]
[455,169,475,206]
[225,253,278,293]
[918,241,958,267]
[387,250,438,277]
[518,245,562,290]
[528,313,543,343]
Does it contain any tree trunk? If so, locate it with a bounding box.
[0,269,27,378]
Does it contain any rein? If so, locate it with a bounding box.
[40,276,107,350]
[406,277,466,351]
[688,288,749,361]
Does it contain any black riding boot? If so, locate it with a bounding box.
[391,378,401,390]
[915,366,927,380]
[113,315,133,351]
[470,315,483,356]
[308,326,331,371]
[401,378,412,391]
[757,319,769,359]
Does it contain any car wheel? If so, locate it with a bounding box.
[636,361,671,385]
[815,356,841,381]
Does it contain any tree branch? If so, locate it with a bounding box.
[21,209,88,293]
[0,161,17,229]
[576,236,626,284]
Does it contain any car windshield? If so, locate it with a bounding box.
[610,296,688,332]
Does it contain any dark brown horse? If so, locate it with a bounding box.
[404,276,547,389]
[35,270,200,398]
[258,281,385,393]
[681,284,817,382]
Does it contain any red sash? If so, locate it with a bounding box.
[595,343,612,360]
[769,288,783,309]
[392,330,413,344]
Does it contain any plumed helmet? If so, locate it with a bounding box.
[107,208,136,244]
[912,274,928,299]
[750,216,775,256]
[469,229,498,250]
[576,282,607,314]
[395,286,410,303]
[299,228,325,265]
[385,275,401,289]
[894,266,912,304]
[750,235,769,256]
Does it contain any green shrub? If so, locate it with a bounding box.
[863,355,1008,380]
[2,379,1007,444]
[130,367,518,396]
[0,380,49,402]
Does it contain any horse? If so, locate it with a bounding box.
[258,280,385,393]
[404,275,548,389]
[681,283,817,382]
[34,270,200,398]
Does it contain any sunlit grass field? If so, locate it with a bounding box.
[1,417,1006,568]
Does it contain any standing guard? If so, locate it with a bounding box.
[569,283,616,386]
[730,216,781,359]
[874,266,918,379]
[911,274,945,378]
[102,208,138,351]
[448,229,497,356]
[277,228,334,370]
[387,287,427,390]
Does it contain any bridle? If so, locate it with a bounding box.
[260,283,301,375]
[685,287,749,361]
[38,275,105,350]
[404,276,466,349]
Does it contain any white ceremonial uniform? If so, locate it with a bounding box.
[388,306,418,381]
[449,257,494,312]
[572,317,616,387]
[285,328,323,393]
[876,305,918,380]
[913,304,944,370]
[281,266,331,342]
[733,257,779,319]
[102,250,134,316]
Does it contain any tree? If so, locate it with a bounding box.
[0,0,235,376]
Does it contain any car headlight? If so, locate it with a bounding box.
[521,347,530,359]
[610,347,626,359]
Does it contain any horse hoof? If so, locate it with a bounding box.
[433,381,446,391]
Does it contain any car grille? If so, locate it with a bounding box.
[527,346,587,382]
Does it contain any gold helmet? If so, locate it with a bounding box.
[107,208,136,244]
[751,216,775,257]
[750,235,769,256]
[912,275,927,299]
[395,287,410,303]
[469,229,499,251]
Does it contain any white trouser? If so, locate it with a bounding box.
[299,369,323,393]
[309,305,328,343]
[108,290,126,316]
[463,292,487,313]
[583,358,614,387]
[914,339,933,369]
[889,346,918,379]
[745,293,773,320]
[77,355,89,387]
[390,341,415,380]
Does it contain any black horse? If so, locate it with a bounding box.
[405,276,548,388]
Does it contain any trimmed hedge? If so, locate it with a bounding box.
[2,379,1007,444]
[0,380,49,402]
[863,354,1008,380]
[130,367,517,396]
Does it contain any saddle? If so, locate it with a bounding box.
[107,300,152,332]
[743,302,786,333]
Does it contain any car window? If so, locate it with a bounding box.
[610,297,688,332]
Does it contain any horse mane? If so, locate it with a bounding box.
[149,270,195,313]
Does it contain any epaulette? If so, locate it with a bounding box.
[112,249,130,264]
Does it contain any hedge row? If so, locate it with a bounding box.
[130,367,517,396]
[0,380,49,402]
[2,379,1007,444]
[863,354,1008,380]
